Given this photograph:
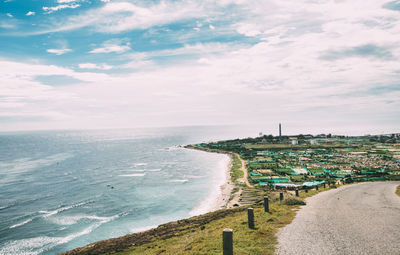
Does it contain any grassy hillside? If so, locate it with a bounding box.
[61,188,329,255]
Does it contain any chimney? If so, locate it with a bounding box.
[279,123,282,137]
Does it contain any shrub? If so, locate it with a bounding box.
[282,197,306,205]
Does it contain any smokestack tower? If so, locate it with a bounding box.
[279,123,282,137]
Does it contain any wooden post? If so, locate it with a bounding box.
[248,208,254,229]
[295,189,299,197]
[323,183,326,188]
[264,196,269,213]
[280,192,284,202]
[223,229,233,255]
[316,185,319,190]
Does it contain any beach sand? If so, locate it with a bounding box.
[210,153,243,211]
[184,146,240,213]
[212,155,235,210]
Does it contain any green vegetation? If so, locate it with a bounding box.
[282,197,306,206]
[118,205,293,255]
[64,133,400,255]
[195,134,400,187]
[231,154,244,183]
[245,144,350,149]
[64,186,331,255]
[290,175,307,182]
[113,188,328,255]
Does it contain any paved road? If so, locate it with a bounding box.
[276,182,400,255]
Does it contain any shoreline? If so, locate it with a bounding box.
[210,153,235,211]
[184,146,235,213]
[61,145,241,255]
[184,145,244,211]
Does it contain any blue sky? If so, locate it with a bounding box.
[0,0,399,134]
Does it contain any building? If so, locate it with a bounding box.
[289,137,298,145]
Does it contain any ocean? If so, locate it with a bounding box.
[0,126,253,255]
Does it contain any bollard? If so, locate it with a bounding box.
[305,188,308,193]
[295,189,299,197]
[248,208,255,229]
[264,196,269,213]
[280,192,284,202]
[316,185,319,190]
[223,229,233,255]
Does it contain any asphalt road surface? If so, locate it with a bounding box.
[276,182,400,255]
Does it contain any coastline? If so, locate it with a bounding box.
[61,145,240,255]
[210,153,235,211]
[184,146,235,214]
[184,145,243,211]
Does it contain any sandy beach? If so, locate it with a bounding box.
[187,148,235,216]
[211,154,236,210]
[187,148,243,212]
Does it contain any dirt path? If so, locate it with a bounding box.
[234,153,253,188]
[276,181,400,255]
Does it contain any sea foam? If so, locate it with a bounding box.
[48,214,115,226]
[147,168,162,172]
[189,154,230,217]
[134,163,147,167]
[1,214,120,255]
[130,225,158,234]
[9,218,33,229]
[39,201,90,218]
[118,173,146,177]
[168,179,189,183]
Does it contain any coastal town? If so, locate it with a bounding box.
[59,127,400,255]
[191,125,400,191]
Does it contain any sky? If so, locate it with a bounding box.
[0,0,399,135]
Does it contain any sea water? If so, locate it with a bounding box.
[0,126,252,255]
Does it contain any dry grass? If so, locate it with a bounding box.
[112,187,331,255]
[116,204,295,255]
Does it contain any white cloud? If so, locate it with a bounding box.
[26,11,35,16]
[0,61,77,123]
[43,4,80,13]
[2,0,400,133]
[78,63,113,70]
[0,59,109,83]
[235,23,261,37]
[6,13,13,17]
[34,1,208,34]
[89,39,131,53]
[47,48,72,55]
[89,45,130,54]
[57,0,79,3]
[134,42,241,59]
[0,19,17,29]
